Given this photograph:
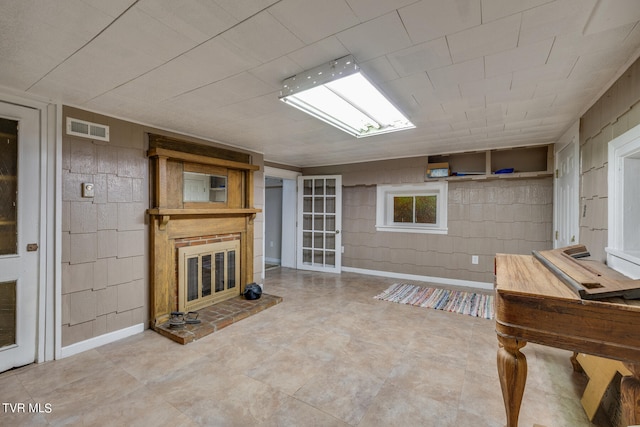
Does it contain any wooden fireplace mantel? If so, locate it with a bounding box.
[147,138,261,328]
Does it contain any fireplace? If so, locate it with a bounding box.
[146,135,260,328]
[177,236,240,312]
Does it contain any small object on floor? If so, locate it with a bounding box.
[244,283,262,300]
[185,311,200,324]
[169,311,186,329]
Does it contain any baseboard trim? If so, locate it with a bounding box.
[341,266,493,291]
[60,323,145,359]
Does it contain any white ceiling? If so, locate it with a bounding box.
[2,0,640,167]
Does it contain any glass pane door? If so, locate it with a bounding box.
[297,175,342,273]
[0,102,40,373]
[0,118,18,255]
[0,119,17,347]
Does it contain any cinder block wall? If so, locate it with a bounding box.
[305,160,553,284]
[579,56,640,262]
[61,107,147,346]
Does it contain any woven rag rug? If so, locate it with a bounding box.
[374,283,495,320]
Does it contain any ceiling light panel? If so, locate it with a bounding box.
[279,55,414,138]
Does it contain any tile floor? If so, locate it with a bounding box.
[1,268,602,426]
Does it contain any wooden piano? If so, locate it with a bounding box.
[495,245,640,427]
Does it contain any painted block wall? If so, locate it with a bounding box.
[61,106,264,347]
[304,160,553,284]
[579,56,640,262]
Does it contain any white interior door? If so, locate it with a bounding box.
[0,102,40,372]
[555,141,579,248]
[297,175,342,273]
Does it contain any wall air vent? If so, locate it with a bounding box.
[66,117,110,141]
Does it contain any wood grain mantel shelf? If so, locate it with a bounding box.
[147,208,261,216]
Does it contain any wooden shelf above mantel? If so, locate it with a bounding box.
[148,147,260,171]
[147,208,261,216]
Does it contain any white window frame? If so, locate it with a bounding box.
[376,181,448,234]
[606,123,640,279]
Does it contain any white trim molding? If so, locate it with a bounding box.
[607,123,640,279]
[375,181,448,234]
[60,323,145,359]
[342,266,493,291]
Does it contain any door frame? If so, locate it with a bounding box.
[1,91,57,365]
[553,123,580,249]
[263,166,300,274]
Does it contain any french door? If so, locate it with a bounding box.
[0,102,40,372]
[297,175,342,273]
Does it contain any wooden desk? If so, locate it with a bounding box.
[494,253,640,427]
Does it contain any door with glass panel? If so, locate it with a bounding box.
[0,102,40,372]
[297,175,342,273]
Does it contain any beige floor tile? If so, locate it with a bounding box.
[0,267,600,426]
[294,360,386,425]
[358,382,459,427]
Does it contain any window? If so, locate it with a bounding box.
[376,182,448,234]
[607,123,640,279]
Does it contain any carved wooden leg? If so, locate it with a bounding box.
[497,335,528,427]
[621,362,640,427]
[570,352,583,373]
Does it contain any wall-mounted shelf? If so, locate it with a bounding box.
[426,144,553,182]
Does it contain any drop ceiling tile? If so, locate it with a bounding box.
[110,36,262,102]
[481,0,552,23]
[106,6,199,62]
[459,74,512,98]
[511,59,576,89]
[336,12,412,62]
[427,58,484,89]
[249,56,304,89]
[382,73,437,108]
[569,47,631,80]
[621,22,640,49]
[359,56,401,84]
[485,38,554,78]
[268,0,359,44]
[285,37,350,71]
[519,0,597,45]
[548,24,638,64]
[0,0,116,89]
[137,0,238,43]
[79,0,136,16]
[213,0,280,21]
[30,34,166,102]
[486,85,536,104]
[583,0,640,35]
[398,0,481,44]
[442,96,485,114]
[179,36,261,83]
[387,38,452,77]
[221,11,305,63]
[346,0,417,21]
[447,13,520,63]
[169,72,275,112]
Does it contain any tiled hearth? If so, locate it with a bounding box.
[155,293,283,344]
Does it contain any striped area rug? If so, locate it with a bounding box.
[374,283,495,320]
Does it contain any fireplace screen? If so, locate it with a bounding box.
[178,239,240,311]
